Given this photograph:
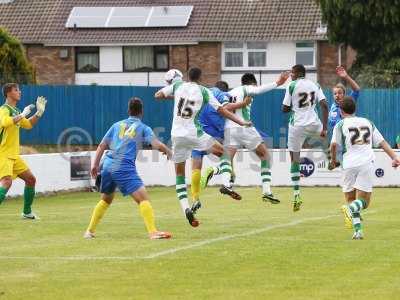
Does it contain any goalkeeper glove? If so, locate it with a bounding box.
[35,96,47,117]
[20,104,35,118]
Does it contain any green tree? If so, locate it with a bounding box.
[0,27,35,85]
[319,0,400,87]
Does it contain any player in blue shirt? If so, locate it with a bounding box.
[328,66,360,169]
[328,66,360,128]
[84,98,172,240]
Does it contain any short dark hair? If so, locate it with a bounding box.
[214,81,229,92]
[292,64,306,77]
[3,83,19,98]
[188,67,202,82]
[340,96,356,114]
[128,97,143,117]
[241,73,257,85]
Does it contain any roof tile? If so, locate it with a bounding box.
[0,0,326,45]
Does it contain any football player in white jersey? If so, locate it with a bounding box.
[330,96,400,239]
[202,72,289,202]
[155,68,252,227]
[282,64,329,212]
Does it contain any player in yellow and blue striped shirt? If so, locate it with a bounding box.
[0,83,47,219]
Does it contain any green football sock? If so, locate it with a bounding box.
[23,186,35,214]
[349,199,367,214]
[352,212,362,232]
[261,160,272,194]
[0,187,7,205]
[176,176,189,214]
[219,155,232,187]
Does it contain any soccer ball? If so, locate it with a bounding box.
[165,69,183,85]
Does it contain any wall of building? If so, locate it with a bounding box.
[25,45,75,85]
[74,43,221,86]
[221,41,317,88]
[25,41,349,88]
[75,72,165,86]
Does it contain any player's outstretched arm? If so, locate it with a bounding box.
[217,106,252,127]
[336,66,360,92]
[151,138,172,160]
[155,90,167,99]
[319,99,329,137]
[379,140,400,168]
[155,84,175,100]
[154,90,174,100]
[224,96,252,112]
[247,71,290,96]
[91,142,109,178]
[0,104,35,128]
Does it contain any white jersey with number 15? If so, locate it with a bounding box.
[160,81,223,138]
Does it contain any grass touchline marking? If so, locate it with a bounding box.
[142,214,340,259]
[3,211,377,261]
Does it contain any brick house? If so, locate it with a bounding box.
[0,0,355,87]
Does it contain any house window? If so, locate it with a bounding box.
[75,47,99,73]
[223,42,267,69]
[296,42,315,67]
[123,46,169,71]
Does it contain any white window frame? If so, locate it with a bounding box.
[295,42,316,68]
[222,42,268,70]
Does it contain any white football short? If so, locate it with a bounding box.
[223,126,263,150]
[172,133,216,163]
[342,162,374,193]
[288,123,323,152]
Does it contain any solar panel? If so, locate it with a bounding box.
[147,6,193,27]
[66,6,193,28]
[107,7,150,28]
[66,7,112,28]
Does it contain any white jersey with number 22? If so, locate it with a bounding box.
[331,116,384,169]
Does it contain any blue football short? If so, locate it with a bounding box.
[100,167,144,196]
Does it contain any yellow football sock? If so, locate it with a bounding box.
[87,200,109,233]
[139,200,157,234]
[191,169,201,201]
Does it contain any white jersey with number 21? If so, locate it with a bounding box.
[283,78,326,127]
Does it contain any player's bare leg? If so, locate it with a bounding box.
[84,193,114,238]
[131,186,171,240]
[175,162,199,227]
[18,170,38,219]
[255,143,279,204]
[290,151,302,212]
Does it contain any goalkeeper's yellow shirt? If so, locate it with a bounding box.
[0,104,32,159]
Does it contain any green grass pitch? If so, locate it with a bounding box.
[0,187,399,300]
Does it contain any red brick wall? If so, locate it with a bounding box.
[170,42,221,86]
[317,41,338,88]
[25,45,75,85]
[317,41,357,88]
